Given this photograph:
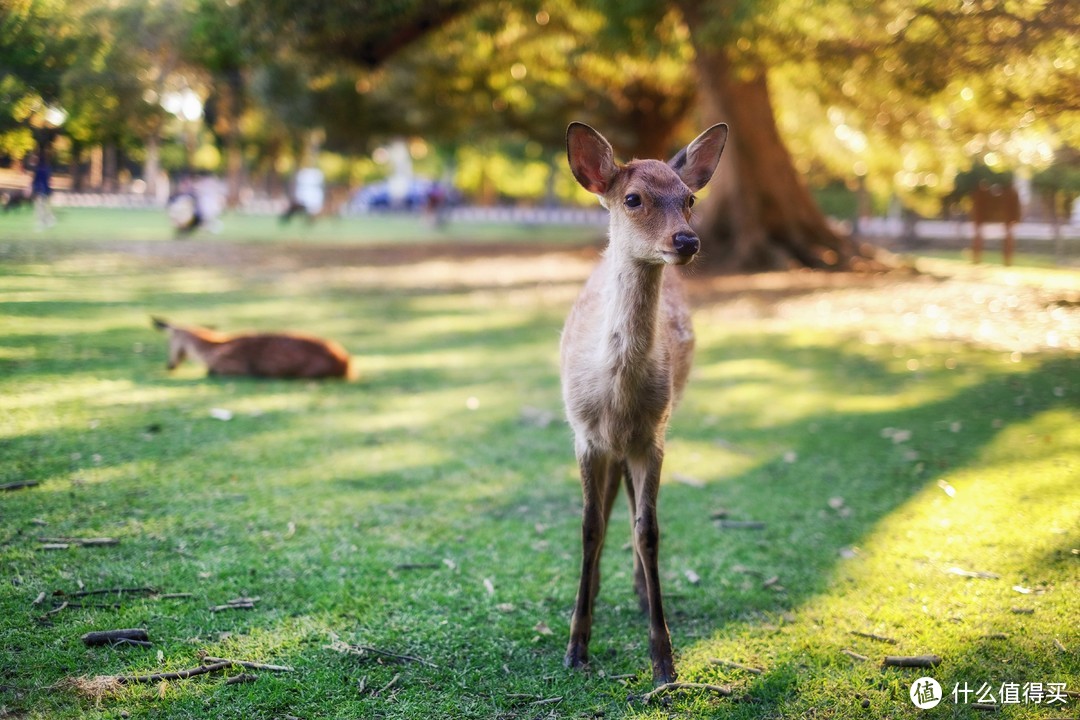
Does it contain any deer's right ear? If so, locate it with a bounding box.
[567,122,617,195]
[151,316,169,331]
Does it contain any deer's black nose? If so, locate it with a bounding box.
[673,232,699,257]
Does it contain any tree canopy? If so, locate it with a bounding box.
[3,0,1077,268]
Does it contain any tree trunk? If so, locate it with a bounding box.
[144,134,161,200]
[679,12,877,271]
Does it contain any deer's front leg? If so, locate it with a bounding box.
[628,448,676,684]
[565,447,611,671]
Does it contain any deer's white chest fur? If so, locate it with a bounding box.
[561,257,683,458]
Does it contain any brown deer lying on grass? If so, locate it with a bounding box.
[152,317,355,379]
[560,121,727,684]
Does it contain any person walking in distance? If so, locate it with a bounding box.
[31,149,56,230]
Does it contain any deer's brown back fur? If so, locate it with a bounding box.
[154,319,353,379]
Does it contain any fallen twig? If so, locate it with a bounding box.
[38,537,119,547]
[45,601,69,616]
[971,703,997,711]
[201,655,294,672]
[1,481,40,492]
[32,591,46,606]
[82,629,150,647]
[225,673,258,685]
[117,661,232,684]
[326,639,437,668]
[393,563,441,571]
[1053,638,1067,652]
[111,638,153,648]
[642,682,733,703]
[841,649,869,662]
[882,655,942,668]
[62,586,158,598]
[375,673,400,697]
[209,597,259,612]
[530,696,563,706]
[947,567,1000,580]
[710,658,764,675]
[1010,607,1034,614]
[157,593,193,600]
[850,630,898,644]
[717,520,766,530]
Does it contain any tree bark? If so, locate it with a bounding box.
[678,7,877,272]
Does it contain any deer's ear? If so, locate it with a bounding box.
[669,123,728,192]
[567,122,618,195]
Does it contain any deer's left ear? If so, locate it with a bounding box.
[567,122,619,195]
[669,123,728,192]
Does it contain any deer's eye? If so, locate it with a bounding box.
[687,195,696,209]
[624,193,642,208]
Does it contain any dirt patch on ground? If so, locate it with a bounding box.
[689,261,1079,354]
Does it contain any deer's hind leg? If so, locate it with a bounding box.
[628,447,676,684]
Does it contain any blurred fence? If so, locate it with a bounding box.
[32,192,1080,253]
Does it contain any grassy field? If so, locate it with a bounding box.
[0,205,603,246]
[1,211,1077,719]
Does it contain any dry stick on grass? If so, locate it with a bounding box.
[201,655,294,672]
[209,597,259,612]
[82,629,150,647]
[225,673,258,685]
[32,591,46,606]
[710,658,764,675]
[393,563,442,570]
[111,654,293,685]
[375,673,400,697]
[851,630,898,644]
[717,520,767,530]
[882,655,942,668]
[1,480,40,491]
[38,537,119,547]
[641,682,733,704]
[530,697,563,707]
[841,649,869,662]
[117,661,234,684]
[327,640,438,668]
[63,587,158,598]
[110,638,153,648]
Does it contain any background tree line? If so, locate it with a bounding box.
[2,0,1077,269]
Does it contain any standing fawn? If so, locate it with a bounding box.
[561,122,727,683]
[152,317,355,380]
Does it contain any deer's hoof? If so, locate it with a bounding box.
[652,659,677,685]
[564,646,589,671]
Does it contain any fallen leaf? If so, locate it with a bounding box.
[672,473,704,488]
[533,621,553,636]
[209,408,233,421]
[483,578,495,595]
[684,569,701,585]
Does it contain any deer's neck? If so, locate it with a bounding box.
[179,328,226,360]
[599,254,665,374]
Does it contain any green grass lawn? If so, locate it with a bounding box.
[0,205,603,246]
[1,223,1076,719]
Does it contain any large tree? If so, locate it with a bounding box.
[672,0,1079,270]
